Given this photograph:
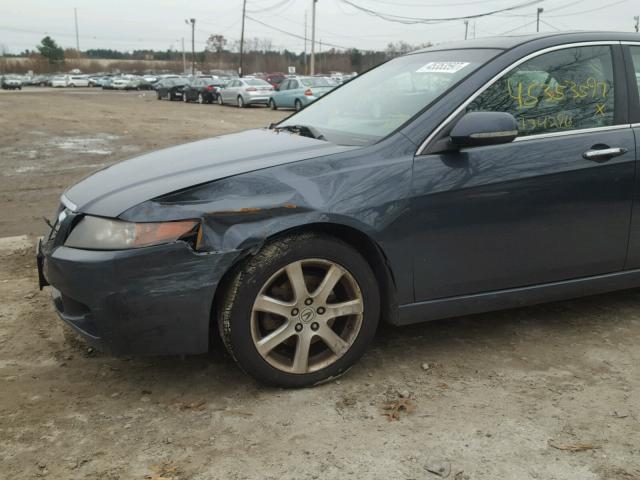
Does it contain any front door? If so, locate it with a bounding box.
[412,44,636,301]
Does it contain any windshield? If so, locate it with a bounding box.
[279,48,500,146]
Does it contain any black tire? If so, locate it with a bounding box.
[295,99,302,112]
[237,96,245,108]
[157,91,162,100]
[218,232,380,388]
[169,91,175,101]
[269,98,277,110]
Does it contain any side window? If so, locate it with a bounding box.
[629,46,640,97]
[279,80,289,90]
[468,46,615,136]
[290,80,299,89]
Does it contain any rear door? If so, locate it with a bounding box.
[222,80,237,102]
[412,43,636,301]
[285,79,300,107]
[274,79,290,106]
[621,43,640,267]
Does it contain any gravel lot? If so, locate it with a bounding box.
[0,88,639,480]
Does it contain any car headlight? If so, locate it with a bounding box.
[64,216,199,250]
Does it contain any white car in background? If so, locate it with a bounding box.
[51,76,69,87]
[67,75,90,87]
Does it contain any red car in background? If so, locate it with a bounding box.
[263,72,286,89]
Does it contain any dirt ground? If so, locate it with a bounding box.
[0,89,639,480]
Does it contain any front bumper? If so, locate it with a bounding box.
[38,239,239,355]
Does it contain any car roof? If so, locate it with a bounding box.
[415,31,640,53]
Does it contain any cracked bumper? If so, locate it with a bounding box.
[38,240,239,355]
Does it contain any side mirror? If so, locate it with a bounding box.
[450,112,518,148]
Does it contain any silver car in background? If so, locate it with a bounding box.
[217,78,273,107]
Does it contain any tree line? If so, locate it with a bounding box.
[1,35,431,75]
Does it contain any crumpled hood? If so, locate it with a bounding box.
[64,128,356,217]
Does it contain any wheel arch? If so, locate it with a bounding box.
[209,221,399,348]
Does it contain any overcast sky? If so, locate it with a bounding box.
[0,0,636,55]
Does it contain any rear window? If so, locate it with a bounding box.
[301,77,332,87]
[245,79,270,86]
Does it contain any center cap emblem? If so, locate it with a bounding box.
[300,307,315,323]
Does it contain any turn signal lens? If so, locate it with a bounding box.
[133,221,199,247]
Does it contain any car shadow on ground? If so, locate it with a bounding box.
[75,286,640,395]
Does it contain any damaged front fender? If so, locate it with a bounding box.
[119,134,417,305]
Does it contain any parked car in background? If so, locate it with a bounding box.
[217,78,273,107]
[101,77,115,90]
[1,75,23,90]
[143,75,159,84]
[26,75,50,87]
[155,77,188,100]
[67,75,90,87]
[51,76,69,88]
[263,72,287,89]
[109,75,151,91]
[88,76,102,87]
[269,76,334,111]
[182,77,225,104]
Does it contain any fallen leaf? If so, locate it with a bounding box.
[548,441,601,452]
[382,398,416,421]
[173,400,206,411]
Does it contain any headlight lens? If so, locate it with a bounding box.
[64,216,199,250]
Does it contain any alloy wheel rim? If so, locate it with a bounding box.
[250,259,364,374]
[198,94,203,104]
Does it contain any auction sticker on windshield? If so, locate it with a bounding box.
[416,61,470,73]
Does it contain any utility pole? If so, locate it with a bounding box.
[239,0,247,77]
[182,37,186,74]
[464,20,469,40]
[190,19,195,75]
[74,8,80,53]
[310,0,317,75]
[536,7,544,33]
[184,19,195,75]
[635,16,639,33]
[304,10,308,75]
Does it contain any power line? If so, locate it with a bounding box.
[246,0,294,14]
[362,0,516,7]
[499,19,537,34]
[539,19,560,30]
[244,14,354,50]
[339,0,545,24]
[547,0,630,17]
[497,0,583,17]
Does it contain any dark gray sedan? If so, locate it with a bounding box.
[38,32,640,387]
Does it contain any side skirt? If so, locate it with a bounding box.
[395,269,640,326]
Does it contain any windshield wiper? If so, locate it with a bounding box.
[271,124,326,141]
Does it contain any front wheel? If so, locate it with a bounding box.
[217,95,224,105]
[219,232,380,388]
[237,95,245,108]
[269,99,277,110]
[198,93,204,104]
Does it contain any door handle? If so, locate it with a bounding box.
[582,147,628,162]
